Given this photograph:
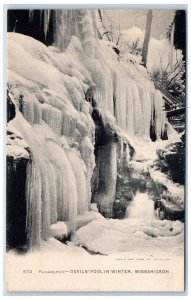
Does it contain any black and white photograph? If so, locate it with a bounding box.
[5,6,186,292]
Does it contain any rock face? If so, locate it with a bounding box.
[156,134,185,185]
[91,104,135,218]
[149,163,184,222]
[113,141,134,219]
[113,154,185,223]
[141,132,185,222]
[91,107,128,218]
[154,199,184,222]
[6,92,32,250]
[114,178,133,219]
[7,156,31,250]
[7,90,16,122]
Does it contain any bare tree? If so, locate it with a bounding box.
[142,10,153,67]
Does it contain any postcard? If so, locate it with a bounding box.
[6,7,186,292]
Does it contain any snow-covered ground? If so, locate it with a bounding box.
[72,193,184,257]
[7,199,184,291]
[8,193,184,259]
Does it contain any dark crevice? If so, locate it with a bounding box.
[7,10,54,46]
[6,157,30,250]
[113,94,116,117]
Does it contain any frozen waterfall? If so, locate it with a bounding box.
[29,9,167,139]
[7,9,170,249]
[126,192,156,221]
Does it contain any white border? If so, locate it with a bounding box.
[0,1,190,299]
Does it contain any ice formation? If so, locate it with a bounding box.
[72,193,184,256]
[126,192,156,221]
[7,30,95,247]
[7,10,173,249]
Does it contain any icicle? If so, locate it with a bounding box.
[45,140,78,233]
[61,110,76,137]
[138,88,152,138]
[153,90,166,139]
[13,160,17,172]
[113,71,126,130]
[22,98,34,125]
[40,162,51,241]
[48,162,58,224]
[33,102,42,124]
[125,79,134,136]
[40,10,43,26]
[26,161,42,248]
[44,10,51,40]
[66,150,88,214]
[80,137,95,207]
[41,103,62,135]
[29,10,34,22]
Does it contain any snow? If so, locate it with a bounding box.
[149,167,184,207]
[129,132,181,162]
[49,207,104,241]
[50,222,68,240]
[89,203,99,212]
[7,123,30,159]
[72,193,184,257]
[128,135,184,208]
[121,26,145,46]
[72,214,183,257]
[76,211,105,231]
[7,231,184,292]
[121,26,184,73]
[6,144,30,159]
